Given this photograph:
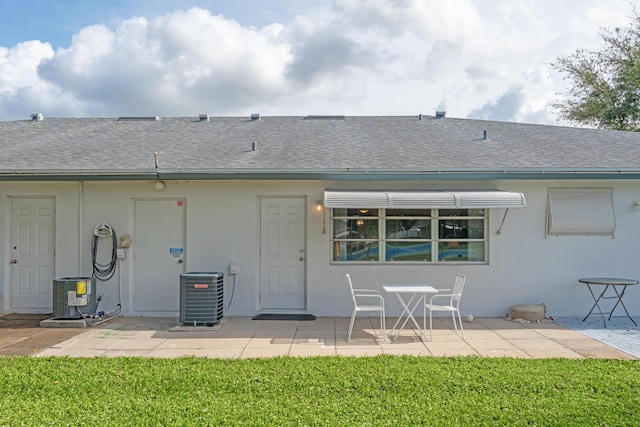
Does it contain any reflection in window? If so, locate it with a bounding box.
[438,209,485,217]
[386,241,432,261]
[438,241,485,262]
[333,219,378,239]
[332,209,379,261]
[384,209,431,262]
[331,208,487,263]
[333,241,379,261]
[386,220,430,239]
[439,219,484,239]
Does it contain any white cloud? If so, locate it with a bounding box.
[35,8,295,116]
[0,41,54,92]
[0,40,86,118]
[0,1,636,123]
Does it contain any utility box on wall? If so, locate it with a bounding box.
[179,272,224,326]
[52,277,97,320]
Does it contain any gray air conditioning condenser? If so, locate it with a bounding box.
[180,272,224,326]
[52,277,97,320]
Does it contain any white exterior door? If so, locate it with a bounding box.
[10,197,55,312]
[259,197,306,310]
[133,199,185,313]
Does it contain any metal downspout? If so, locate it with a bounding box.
[78,181,84,275]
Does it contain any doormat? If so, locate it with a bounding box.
[252,314,316,321]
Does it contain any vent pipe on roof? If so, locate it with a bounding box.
[251,113,261,121]
[199,114,209,122]
[252,141,257,151]
[418,114,423,120]
[153,152,160,176]
[483,130,488,140]
[435,110,446,118]
[31,113,44,122]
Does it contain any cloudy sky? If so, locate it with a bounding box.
[0,0,634,124]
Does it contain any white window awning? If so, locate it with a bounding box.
[324,190,526,209]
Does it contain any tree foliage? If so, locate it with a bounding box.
[551,9,640,131]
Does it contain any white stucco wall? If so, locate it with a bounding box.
[2,179,639,318]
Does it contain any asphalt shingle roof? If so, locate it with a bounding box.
[1,115,640,180]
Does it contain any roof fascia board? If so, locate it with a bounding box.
[3,169,640,181]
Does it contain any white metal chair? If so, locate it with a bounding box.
[424,274,466,341]
[346,274,386,342]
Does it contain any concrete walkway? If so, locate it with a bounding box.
[34,316,636,359]
[554,316,640,358]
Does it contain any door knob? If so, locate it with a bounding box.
[299,257,304,261]
[178,259,183,264]
[10,259,17,264]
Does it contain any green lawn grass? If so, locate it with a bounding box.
[1,355,638,426]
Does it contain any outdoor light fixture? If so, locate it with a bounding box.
[315,200,326,234]
[633,200,640,212]
[154,181,166,191]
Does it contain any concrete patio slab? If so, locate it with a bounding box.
[294,330,335,340]
[2,314,637,359]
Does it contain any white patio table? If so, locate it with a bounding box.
[383,284,439,340]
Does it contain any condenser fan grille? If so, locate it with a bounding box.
[179,272,224,325]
